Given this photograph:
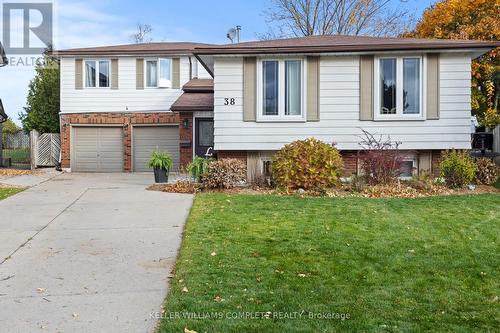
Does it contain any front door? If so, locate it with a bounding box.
[195,118,214,157]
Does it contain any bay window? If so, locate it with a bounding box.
[375,56,423,119]
[85,60,110,88]
[146,58,172,88]
[258,58,304,121]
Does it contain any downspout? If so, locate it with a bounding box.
[188,56,192,80]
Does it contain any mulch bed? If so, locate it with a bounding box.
[148,180,499,198]
[0,169,36,177]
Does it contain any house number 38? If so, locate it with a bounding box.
[224,98,235,105]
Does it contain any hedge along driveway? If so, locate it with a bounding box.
[158,193,500,333]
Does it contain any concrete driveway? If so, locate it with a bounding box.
[0,173,193,333]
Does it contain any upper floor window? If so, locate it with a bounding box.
[146,58,172,88]
[375,56,423,119]
[258,58,304,121]
[85,60,110,88]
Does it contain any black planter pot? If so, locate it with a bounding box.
[153,167,169,183]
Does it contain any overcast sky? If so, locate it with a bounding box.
[0,0,434,125]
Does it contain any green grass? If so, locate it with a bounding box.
[2,148,30,163]
[158,193,500,333]
[494,177,500,190]
[0,187,24,200]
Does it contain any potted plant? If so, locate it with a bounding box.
[148,150,173,183]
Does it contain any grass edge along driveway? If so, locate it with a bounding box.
[158,193,499,333]
[0,187,24,200]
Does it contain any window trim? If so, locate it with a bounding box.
[84,59,111,88]
[373,55,426,121]
[256,57,306,122]
[144,57,173,89]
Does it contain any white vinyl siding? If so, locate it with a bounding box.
[213,54,472,151]
[61,56,191,113]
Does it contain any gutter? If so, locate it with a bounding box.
[193,42,500,56]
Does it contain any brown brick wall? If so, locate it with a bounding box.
[431,150,443,177]
[340,150,358,176]
[217,151,248,165]
[179,112,193,169]
[60,112,179,172]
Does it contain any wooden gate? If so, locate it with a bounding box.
[30,131,61,168]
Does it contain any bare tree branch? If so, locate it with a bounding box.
[261,0,411,39]
[129,23,153,44]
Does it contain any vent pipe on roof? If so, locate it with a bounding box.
[236,26,241,43]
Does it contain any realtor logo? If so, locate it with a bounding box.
[2,2,53,54]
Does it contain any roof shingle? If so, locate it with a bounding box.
[193,35,499,55]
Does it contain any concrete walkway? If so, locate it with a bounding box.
[0,173,193,333]
[0,168,61,188]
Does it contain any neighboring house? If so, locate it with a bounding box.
[56,36,498,179]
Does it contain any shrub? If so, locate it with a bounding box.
[440,150,476,188]
[187,156,211,182]
[202,158,246,189]
[349,174,366,192]
[271,138,343,190]
[358,130,404,185]
[474,158,500,185]
[148,150,173,171]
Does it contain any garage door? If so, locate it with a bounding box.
[72,127,123,172]
[133,126,180,172]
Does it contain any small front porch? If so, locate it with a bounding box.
[171,79,215,169]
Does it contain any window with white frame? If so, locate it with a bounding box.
[85,60,110,88]
[375,56,423,119]
[258,58,304,121]
[145,58,172,88]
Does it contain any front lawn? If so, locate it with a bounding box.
[0,187,24,200]
[159,193,500,332]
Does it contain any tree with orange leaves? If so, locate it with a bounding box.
[407,0,499,128]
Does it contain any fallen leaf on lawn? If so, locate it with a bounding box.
[214,296,224,303]
[210,252,217,256]
[36,288,46,293]
[181,287,189,293]
[408,249,415,253]
[298,273,306,278]
[179,279,184,283]
[184,328,197,333]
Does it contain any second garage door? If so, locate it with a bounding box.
[133,126,180,172]
[72,127,124,172]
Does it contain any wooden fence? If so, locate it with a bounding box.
[493,125,500,154]
[3,131,30,149]
[30,130,61,168]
